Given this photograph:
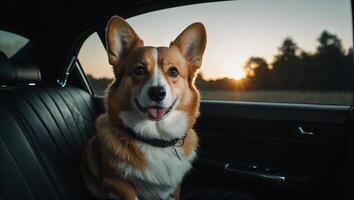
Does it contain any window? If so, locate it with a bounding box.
[78,0,353,105]
[78,32,113,95]
[0,30,29,58]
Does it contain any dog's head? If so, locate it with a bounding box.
[105,16,206,140]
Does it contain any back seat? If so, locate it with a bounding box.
[0,53,97,200]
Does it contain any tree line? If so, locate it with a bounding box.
[197,30,353,91]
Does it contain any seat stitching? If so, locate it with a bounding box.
[0,95,63,200]
[62,87,93,123]
[19,90,78,200]
[38,87,92,200]
[72,87,95,118]
[0,136,37,200]
[45,88,83,151]
[34,88,78,159]
[62,87,92,122]
[63,88,93,140]
[22,90,68,155]
[52,87,87,147]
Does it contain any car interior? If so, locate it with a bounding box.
[1,1,354,200]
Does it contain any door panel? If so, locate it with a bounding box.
[188,100,350,198]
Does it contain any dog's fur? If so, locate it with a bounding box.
[81,16,206,200]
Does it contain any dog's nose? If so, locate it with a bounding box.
[148,86,166,102]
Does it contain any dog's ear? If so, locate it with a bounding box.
[170,23,207,70]
[106,16,143,66]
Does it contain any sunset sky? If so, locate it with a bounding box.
[78,0,353,80]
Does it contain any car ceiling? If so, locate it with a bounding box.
[0,0,217,82]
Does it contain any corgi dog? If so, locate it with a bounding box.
[81,16,206,200]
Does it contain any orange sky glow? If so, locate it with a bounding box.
[78,0,353,80]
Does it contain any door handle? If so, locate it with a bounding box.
[297,126,314,136]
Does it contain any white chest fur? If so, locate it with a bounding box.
[118,110,196,199]
[116,143,196,200]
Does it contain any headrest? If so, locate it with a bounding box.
[0,51,41,85]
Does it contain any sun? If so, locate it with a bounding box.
[227,68,246,80]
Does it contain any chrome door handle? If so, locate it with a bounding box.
[224,164,286,183]
[297,126,314,136]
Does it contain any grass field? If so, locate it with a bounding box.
[200,90,353,105]
[92,85,353,105]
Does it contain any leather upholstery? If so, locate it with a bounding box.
[0,52,41,84]
[0,86,97,200]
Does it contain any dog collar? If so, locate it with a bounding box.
[120,125,186,148]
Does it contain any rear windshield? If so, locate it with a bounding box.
[0,30,29,58]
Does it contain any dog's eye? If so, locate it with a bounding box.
[133,66,147,76]
[168,67,179,77]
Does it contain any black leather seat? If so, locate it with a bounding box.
[0,52,96,200]
[0,52,254,200]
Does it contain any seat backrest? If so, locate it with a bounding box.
[0,53,97,200]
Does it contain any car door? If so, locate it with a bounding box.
[187,100,352,199]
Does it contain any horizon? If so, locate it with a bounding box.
[79,0,353,80]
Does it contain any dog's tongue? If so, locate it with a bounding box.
[147,107,167,119]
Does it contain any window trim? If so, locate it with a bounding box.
[76,59,94,96]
